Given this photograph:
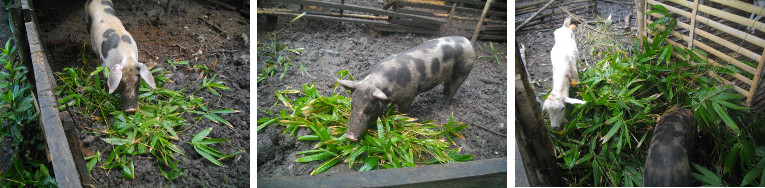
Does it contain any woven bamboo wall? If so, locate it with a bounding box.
[642,0,765,110]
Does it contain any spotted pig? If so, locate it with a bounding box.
[86,0,156,112]
[643,107,697,186]
[337,36,475,141]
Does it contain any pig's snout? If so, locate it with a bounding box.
[124,107,137,113]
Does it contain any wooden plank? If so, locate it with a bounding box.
[259,158,507,187]
[376,24,440,35]
[515,42,565,186]
[396,7,506,24]
[447,0,507,8]
[24,0,82,185]
[256,10,392,27]
[61,111,94,187]
[478,34,507,40]
[396,1,507,18]
[389,17,442,30]
[259,8,389,20]
[282,0,446,24]
[516,0,592,15]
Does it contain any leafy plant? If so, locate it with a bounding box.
[477,42,503,65]
[0,38,56,187]
[550,5,759,186]
[257,14,305,83]
[167,59,189,70]
[55,57,242,181]
[190,127,244,166]
[194,74,230,96]
[258,70,473,175]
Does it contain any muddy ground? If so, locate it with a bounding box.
[34,0,249,187]
[256,1,508,179]
[517,0,636,96]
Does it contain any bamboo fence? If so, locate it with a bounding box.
[641,0,765,110]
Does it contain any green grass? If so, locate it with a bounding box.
[551,5,765,186]
[257,14,306,83]
[258,71,473,175]
[54,56,242,181]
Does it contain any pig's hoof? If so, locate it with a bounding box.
[346,134,358,141]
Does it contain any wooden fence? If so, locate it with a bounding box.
[640,0,765,110]
[515,0,596,31]
[258,0,507,41]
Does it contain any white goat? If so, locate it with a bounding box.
[543,16,586,129]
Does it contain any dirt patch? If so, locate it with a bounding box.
[517,0,636,96]
[33,0,249,186]
[256,2,507,178]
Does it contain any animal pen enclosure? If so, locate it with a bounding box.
[515,0,597,32]
[640,0,765,111]
[257,0,508,41]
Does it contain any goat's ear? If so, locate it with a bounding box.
[564,98,586,104]
[137,63,156,89]
[107,64,123,94]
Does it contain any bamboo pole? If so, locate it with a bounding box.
[516,0,556,31]
[471,0,492,43]
[687,0,700,48]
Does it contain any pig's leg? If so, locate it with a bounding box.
[443,58,474,100]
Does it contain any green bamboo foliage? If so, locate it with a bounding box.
[550,5,764,186]
[258,72,473,175]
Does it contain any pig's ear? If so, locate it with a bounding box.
[372,88,389,101]
[137,63,156,89]
[336,79,359,91]
[107,64,123,94]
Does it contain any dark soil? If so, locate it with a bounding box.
[33,0,249,187]
[256,1,508,179]
[517,0,636,95]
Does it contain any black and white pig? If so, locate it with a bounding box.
[643,107,697,186]
[337,36,475,141]
[86,0,156,112]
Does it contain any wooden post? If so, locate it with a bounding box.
[471,0,492,43]
[515,42,565,186]
[687,0,701,48]
[340,0,345,15]
[445,2,456,32]
[9,0,33,87]
[636,0,646,37]
[749,45,765,109]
